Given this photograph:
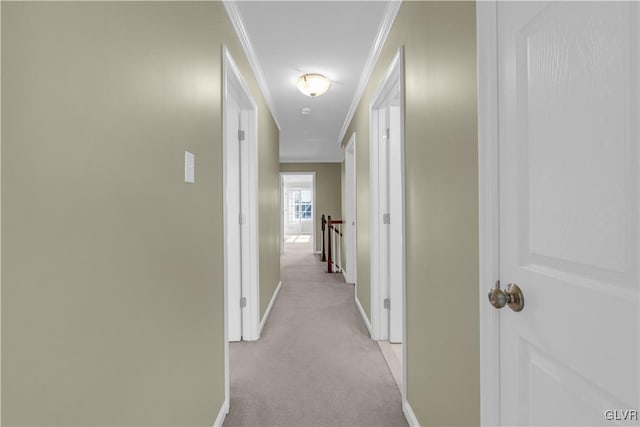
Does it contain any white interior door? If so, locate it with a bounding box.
[223,47,259,343]
[378,107,391,340]
[375,103,404,343]
[225,99,242,342]
[496,2,639,425]
[371,52,405,344]
[345,135,357,284]
[388,104,403,344]
[239,110,252,340]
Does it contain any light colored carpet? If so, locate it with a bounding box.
[223,242,408,427]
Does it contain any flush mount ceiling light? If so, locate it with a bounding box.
[297,73,331,97]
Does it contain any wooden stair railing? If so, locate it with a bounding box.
[327,216,344,273]
[321,214,327,262]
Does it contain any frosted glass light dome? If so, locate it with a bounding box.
[297,73,331,97]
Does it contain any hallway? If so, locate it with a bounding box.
[4,2,638,426]
[224,242,408,427]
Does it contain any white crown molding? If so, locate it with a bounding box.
[223,1,282,131]
[336,0,402,147]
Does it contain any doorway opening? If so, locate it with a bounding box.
[222,44,260,418]
[280,173,315,255]
[223,46,259,344]
[369,48,406,399]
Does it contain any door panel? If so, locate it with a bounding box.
[345,140,357,284]
[517,1,637,284]
[378,107,390,340]
[498,2,639,424]
[239,110,251,339]
[519,341,629,426]
[389,105,403,343]
[226,100,242,342]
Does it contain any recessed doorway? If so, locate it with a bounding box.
[369,48,406,398]
[280,173,316,255]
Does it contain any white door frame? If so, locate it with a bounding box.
[477,3,504,425]
[222,45,260,413]
[344,133,357,284]
[369,47,407,402]
[280,172,316,253]
[280,177,285,254]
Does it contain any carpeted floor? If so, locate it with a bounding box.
[223,242,408,427]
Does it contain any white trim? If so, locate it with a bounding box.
[0,1,3,421]
[477,2,501,426]
[259,281,282,335]
[402,400,420,427]
[222,46,233,405]
[337,0,402,146]
[344,133,357,285]
[222,1,281,131]
[280,175,285,254]
[222,46,261,343]
[370,48,408,409]
[312,173,317,255]
[212,398,229,427]
[355,294,372,336]
[246,106,261,342]
[369,103,381,340]
[369,48,405,342]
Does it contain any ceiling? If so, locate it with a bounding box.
[228,1,393,163]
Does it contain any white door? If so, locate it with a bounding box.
[225,100,243,342]
[378,107,391,340]
[496,2,639,425]
[238,110,252,340]
[226,109,251,342]
[371,50,405,344]
[388,105,403,344]
[224,47,259,342]
[345,135,357,284]
[375,103,403,343]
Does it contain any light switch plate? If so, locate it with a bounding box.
[185,151,195,183]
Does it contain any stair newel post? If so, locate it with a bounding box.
[321,214,326,262]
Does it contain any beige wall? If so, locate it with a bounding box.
[1,2,279,425]
[280,163,341,254]
[259,123,281,317]
[341,2,479,425]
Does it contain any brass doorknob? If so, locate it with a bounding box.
[488,281,524,312]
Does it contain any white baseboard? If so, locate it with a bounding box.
[259,281,282,335]
[342,270,348,283]
[213,397,229,427]
[314,250,321,254]
[403,400,420,427]
[355,293,372,336]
